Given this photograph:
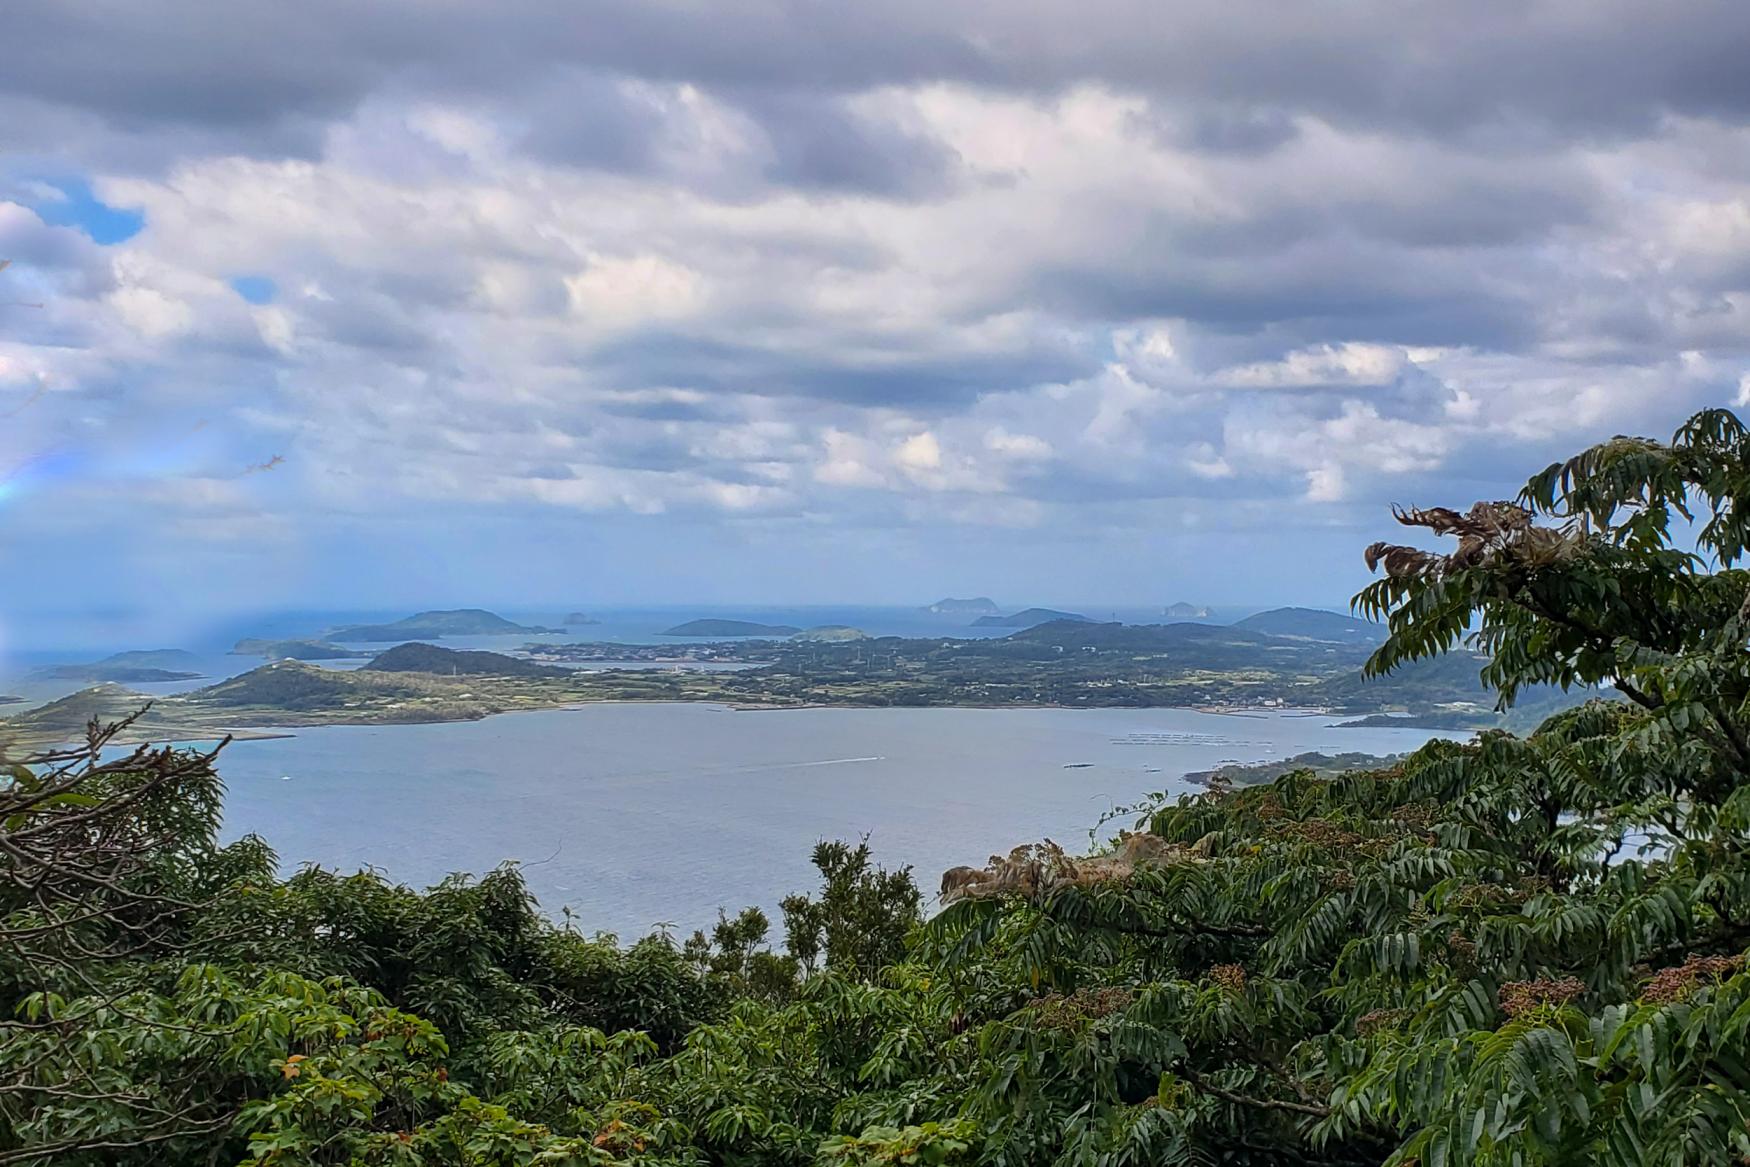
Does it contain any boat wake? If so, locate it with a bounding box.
[771,755,885,769]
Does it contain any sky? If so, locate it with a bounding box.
[3,2,1750,633]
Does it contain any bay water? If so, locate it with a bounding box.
[215,703,1452,939]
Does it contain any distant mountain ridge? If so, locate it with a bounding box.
[326,609,563,641]
[972,607,1092,628]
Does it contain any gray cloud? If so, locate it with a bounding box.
[578,330,1098,408]
[4,0,1750,616]
[10,2,1750,149]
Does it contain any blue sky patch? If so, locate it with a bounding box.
[230,276,278,305]
[28,177,144,244]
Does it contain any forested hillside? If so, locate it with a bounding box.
[6,410,1750,1164]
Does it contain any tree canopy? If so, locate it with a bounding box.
[5,408,1750,1165]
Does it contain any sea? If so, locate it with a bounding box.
[1,603,1449,939]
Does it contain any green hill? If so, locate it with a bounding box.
[1232,606,1384,642]
[193,661,419,710]
[661,619,802,637]
[326,609,562,641]
[971,607,1090,628]
[363,642,571,678]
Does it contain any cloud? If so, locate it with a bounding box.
[3,3,1750,613]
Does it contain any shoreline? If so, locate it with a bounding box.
[2,687,1375,752]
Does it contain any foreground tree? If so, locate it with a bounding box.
[912,409,1750,1164]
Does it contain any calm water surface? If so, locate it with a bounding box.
[216,704,1452,939]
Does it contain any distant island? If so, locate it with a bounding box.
[923,597,999,615]
[791,625,869,642]
[1232,606,1383,642]
[563,612,600,625]
[231,638,362,660]
[971,607,1091,628]
[0,695,21,706]
[325,609,563,641]
[660,619,802,637]
[1163,602,1212,619]
[30,650,204,684]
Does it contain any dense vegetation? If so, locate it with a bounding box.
[363,644,573,679]
[7,409,1750,1164]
